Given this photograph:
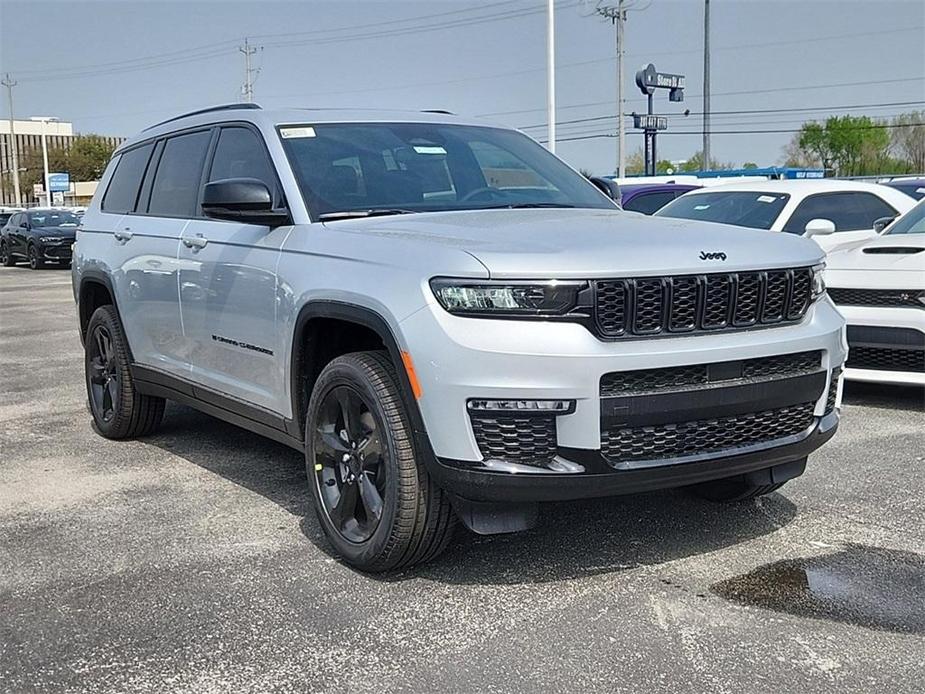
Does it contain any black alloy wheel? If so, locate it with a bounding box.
[87,323,121,423]
[312,385,387,543]
[28,245,43,270]
[0,242,14,267]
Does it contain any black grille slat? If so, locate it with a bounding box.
[846,347,925,373]
[470,415,557,465]
[825,368,841,415]
[600,350,823,396]
[829,287,924,309]
[593,267,813,339]
[601,403,816,464]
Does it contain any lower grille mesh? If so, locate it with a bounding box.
[601,403,816,465]
[847,347,925,373]
[470,415,557,465]
[825,368,841,415]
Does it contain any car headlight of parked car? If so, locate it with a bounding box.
[430,278,584,316]
[811,263,826,301]
[39,236,61,243]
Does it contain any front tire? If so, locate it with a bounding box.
[306,351,454,572]
[28,245,44,270]
[85,305,165,439]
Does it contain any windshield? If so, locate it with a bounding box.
[655,190,790,230]
[885,199,925,235]
[29,211,80,228]
[278,122,615,219]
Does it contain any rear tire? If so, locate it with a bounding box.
[688,477,785,502]
[0,242,14,267]
[28,245,43,270]
[306,351,454,572]
[85,305,165,439]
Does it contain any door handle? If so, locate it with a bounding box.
[114,228,133,243]
[182,234,208,251]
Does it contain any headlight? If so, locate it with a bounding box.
[811,263,826,300]
[39,236,58,243]
[430,278,583,316]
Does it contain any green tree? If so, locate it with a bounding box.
[625,148,645,175]
[796,115,892,175]
[67,135,116,181]
[891,111,925,172]
[742,162,759,169]
[19,146,69,192]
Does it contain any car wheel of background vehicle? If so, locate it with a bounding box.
[306,351,454,572]
[28,245,43,270]
[0,242,14,267]
[85,305,165,439]
[688,477,785,502]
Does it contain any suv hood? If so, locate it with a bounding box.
[328,208,824,278]
[34,225,78,239]
[826,233,925,288]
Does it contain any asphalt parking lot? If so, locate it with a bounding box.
[1,265,923,694]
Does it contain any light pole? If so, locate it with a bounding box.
[29,116,58,207]
[546,0,556,153]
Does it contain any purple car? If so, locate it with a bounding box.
[883,178,925,201]
[619,183,701,214]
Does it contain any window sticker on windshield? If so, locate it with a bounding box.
[694,204,711,210]
[757,195,778,203]
[916,187,925,194]
[280,126,316,139]
[413,145,447,155]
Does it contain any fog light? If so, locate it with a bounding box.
[467,399,574,414]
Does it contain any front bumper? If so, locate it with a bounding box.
[837,305,925,386]
[432,412,839,502]
[401,297,847,463]
[38,241,73,262]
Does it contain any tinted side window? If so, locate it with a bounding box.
[208,127,275,192]
[624,191,676,215]
[783,192,898,234]
[101,143,154,213]
[148,130,212,217]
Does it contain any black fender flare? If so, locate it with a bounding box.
[77,271,125,349]
[289,300,433,458]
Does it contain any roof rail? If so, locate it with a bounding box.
[421,109,455,115]
[144,103,262,131]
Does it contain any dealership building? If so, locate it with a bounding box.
[0,119,123,206]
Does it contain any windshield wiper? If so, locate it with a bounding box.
[318,209,416,221]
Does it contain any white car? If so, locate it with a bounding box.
[827,199,925,386]
[655,179,916,253]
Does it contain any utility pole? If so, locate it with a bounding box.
[593,2,628,178]
[239,38,259,102]
[702,0,711,171]
[546,0,556,153]
[2,74,22,206]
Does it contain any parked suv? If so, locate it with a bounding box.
[2,208,80,269]
[73,105,846,571]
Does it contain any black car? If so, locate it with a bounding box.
[0,209,80,269]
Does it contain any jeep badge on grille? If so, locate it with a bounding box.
[699,251,727,261]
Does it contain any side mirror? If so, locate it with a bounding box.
[873,216,896,233]
[202,178,289,227]
[590,176,622,206]
[803,218,836,237]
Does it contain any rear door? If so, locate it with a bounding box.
[110,130,211,378]
[178,124,290,412]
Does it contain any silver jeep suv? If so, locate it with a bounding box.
[74,104,846,571]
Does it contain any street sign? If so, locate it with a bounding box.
[32,184,44,199]
[634,114,668,131]
[635,63,685,95]
[52,192,65,206]
[48,172,70,193]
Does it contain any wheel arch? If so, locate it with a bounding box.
[289,301,429,449]
[77,271,126,352]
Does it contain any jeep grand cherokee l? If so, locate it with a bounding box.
[73,104,846,571]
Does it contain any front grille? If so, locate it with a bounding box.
[846,347,925,373]
[593,268,814,339]
[601,403,816,465]
[600,350,822,396]
[829,287,924,309]
[470,414,557,465]
[825,368,841,415]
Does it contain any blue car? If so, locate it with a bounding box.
[883,178,925,201]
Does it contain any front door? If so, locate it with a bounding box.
[177,125,290,412]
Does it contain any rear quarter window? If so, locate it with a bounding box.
[101,143,154,214]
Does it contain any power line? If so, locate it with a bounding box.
[517,100,925,131]
[479,76,925,117]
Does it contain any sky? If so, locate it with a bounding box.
[1,0,923,175]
